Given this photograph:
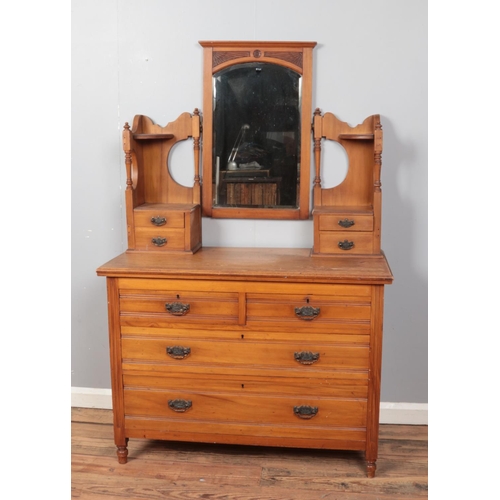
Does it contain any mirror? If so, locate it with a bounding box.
[200,41,316,220]
[213,62,301,209]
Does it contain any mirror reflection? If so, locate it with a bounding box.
[212,62,301,208]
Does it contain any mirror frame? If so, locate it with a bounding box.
[199,41,316,220]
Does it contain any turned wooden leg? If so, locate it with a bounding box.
[366,460,376,478]
[117,442,128,464]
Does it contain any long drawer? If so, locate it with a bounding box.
[123,372,369,399]
[123,387,367,428]
[121,336,369,370]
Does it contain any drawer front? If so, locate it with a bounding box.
[318,214,373,232]
[134,228,186,250]
[121,337,369,370]
[120,289,239,324]
[123,372,369,399]
[246,293,370,332]
[134,208,185,228]
[318,231,374,255]
[123,388,367,428]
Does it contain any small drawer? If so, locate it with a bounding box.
[246,293,371,331]
[123,388,367,428]
[134,228,185,250]
[134,207,185,228]
[318,214,373,232]
[119,289,239,324]
[318,231,374,255]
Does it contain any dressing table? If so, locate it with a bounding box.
[97,41,393,477]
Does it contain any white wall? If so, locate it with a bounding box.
[71,0,427,404]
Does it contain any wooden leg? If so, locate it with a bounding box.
[117,440,128,464]
[366,460,376,478]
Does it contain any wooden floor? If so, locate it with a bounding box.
[72,408,428,499]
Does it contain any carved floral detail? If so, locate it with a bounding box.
[213,51,251,67]
[264,51,303,69]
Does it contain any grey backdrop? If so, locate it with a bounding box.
[71,0,427,404]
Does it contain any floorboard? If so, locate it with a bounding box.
[72,408,428,499]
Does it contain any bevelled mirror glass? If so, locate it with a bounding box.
[200,41,316,220]
[213,62,301,209]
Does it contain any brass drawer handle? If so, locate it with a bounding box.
[338,218,355,228]
[166,346,191,359]
[165,302,190,316]
[151,216,167,226]
[168,399,192,412]
[294,306,320,321]
[152,237,167,247]
[294,405,318,419]
[338,239,354,250]
[294,351,320,365]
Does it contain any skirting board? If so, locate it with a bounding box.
[71,387,428,425]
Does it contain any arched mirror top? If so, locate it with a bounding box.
[200,41,316,220]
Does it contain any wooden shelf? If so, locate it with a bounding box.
[338,133,374,140]
[312,206,374,215]
[133,133,174,140]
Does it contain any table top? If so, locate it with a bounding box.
[97,247,393,285]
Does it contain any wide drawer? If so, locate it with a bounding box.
[123,388,367,428]
[318,231,374,255]
[121,337,370,370]
[123,371,369,399]
[318,214,373,232]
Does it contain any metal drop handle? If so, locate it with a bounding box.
[294,306,320,320]
[168,399,192,412]
[294,405,318,419]
[152,237,167,247]
[151,216,167,226]
[166,346,191,359]
[338,240,354,250]
[338,218,355,228]
[294,351,320,365]
[165,302,190,316]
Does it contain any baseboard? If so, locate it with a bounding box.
[379,402,428,425]
[71,387,112,410]
[71,387,428,425]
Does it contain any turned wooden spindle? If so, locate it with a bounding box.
[373,119,383,253]
[374,120,383,193]
[122,122,136,248]
[123,122,133,190]
[312,108,323,207]
[192,109,201,205]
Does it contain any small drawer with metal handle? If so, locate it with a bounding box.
[133,206,185,228]
[119,288,238,324]
[246,292,371,331]
[318,214,373,232]
[318,231,374,255]
[134,227,185,250]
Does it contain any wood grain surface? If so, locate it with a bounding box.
[72,408,428,499]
